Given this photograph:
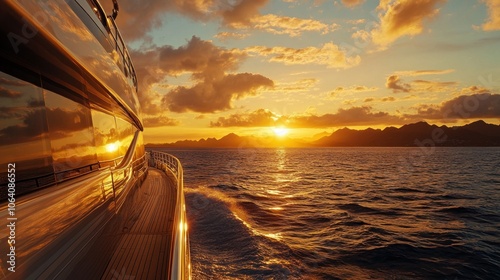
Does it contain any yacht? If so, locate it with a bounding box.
[0,0,191,279]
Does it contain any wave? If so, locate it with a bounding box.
[185,186,305,279]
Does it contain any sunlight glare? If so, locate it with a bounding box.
[105,141,119,153]
[273,127,289,137]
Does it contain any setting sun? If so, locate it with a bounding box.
[105,141,119,153]
[273,127,289,137]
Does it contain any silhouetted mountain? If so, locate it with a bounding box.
[314,120,500,147]
[147,133,309,148]
[146,120,500,148]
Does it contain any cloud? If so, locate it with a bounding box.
[348,19,367,25]
[215,31,251,40]
[412,79,457,92]
[341,0,365,8]
[0,87,22,98]
[274,78,319,93]
[221,0,269,27]
[386,75,411,93]
[246,42,361,68]
[129,49,164,115]
[0,109,46,145]
[210,106,405,128]
[0,106,92,145]
[164,73,274,113]
[143,116,179,127]
[394,69,455,76]
[235,14,339,37]
[130,36,273,114]
[157,36,246,77]
[385,72,456,93]
[331,85,378,95]
[210,109,277,127]
[288,106,404,127]
[413,93,500,119]
[482,0,500,31]
[371,0,447,48]
[102,0,269,40]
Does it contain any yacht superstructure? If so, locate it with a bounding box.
[0,0,190,278]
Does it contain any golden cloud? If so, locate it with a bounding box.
[221,0,269,27]
[130,36,274,114]
[331,85,378,95]
[273,78,319,93]
[247,14,339,37]
[246,43,361,68]
[215,31,250,41]
[482,0,500,31]
[394,69,455,76]
[341,0,365,8]
[371,0,447,48]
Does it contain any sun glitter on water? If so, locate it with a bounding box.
[272,127,289,137]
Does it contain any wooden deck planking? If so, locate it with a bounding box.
[100,168,176,280]
[65,168,176,280]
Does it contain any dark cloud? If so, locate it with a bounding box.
[164,73,273,113]
[102,0,269,41]
[143,116,179,127]
[158,36,245,77]
[210,109,277,127]
[386,75,411,93]
[288,106,404,128]
[46,107,91,135]
[414,93,500,119]
[209,106,404,128]
[129,49,164,115]
[0,87,22,98]
[131,36,274,114]
[0,109,47,145]
[221,0,269,27]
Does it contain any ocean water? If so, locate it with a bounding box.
[158,147,500,279]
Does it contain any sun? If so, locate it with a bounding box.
[272,127,289,137]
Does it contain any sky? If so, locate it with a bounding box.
[103,0,500,143]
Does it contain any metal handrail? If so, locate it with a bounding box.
[107,15,138,90]
[148,151,191,280]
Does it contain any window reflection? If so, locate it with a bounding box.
[0,71,53,190]
[44,90,97,177]
[115,117,134,157]
[91,109,118,165]
[0,72,54,199]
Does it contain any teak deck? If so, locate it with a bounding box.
[70,168,177,279]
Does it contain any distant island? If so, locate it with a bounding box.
[146,120,500,148]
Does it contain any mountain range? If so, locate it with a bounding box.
[146,120,500,148]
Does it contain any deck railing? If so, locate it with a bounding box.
[148,151,192,280]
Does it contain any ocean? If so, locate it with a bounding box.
[157,147,500,279]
